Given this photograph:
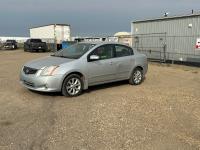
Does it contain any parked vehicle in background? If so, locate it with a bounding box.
[3,40,18,50]
[30,24,71,51]
[0,41,2,50]
[24,39,47,52]
[20,42,148,97]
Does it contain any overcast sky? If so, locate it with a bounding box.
[0,0,199,37]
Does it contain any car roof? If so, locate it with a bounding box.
[79,41,131,47]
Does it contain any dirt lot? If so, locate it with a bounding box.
[0,49,200,150]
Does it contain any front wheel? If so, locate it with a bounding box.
[129,68,143,85]
[24,47,27,52]
[62,74,83,97]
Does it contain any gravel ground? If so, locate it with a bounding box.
[0,49,200,150]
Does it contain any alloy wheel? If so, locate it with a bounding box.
[133,70,142,84]
[66,78,81,96]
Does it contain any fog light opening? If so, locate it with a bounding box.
[44,85,48,89]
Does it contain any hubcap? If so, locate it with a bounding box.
[133,70,142,84]
[66,78,81,95]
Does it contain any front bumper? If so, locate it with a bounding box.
[20,71,64,92]
[4,45,15,49]
[31,45,46,50]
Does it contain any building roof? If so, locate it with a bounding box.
[114,32,131,37]
[132,12,200,23]
[30,24,70,29]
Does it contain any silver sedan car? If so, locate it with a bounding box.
[20,42,148,97]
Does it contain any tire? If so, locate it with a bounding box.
[29,46,34,52]
[42,47,47,52]
[129,68,143,85]
[44,46,48,52]
[62,74,83,97]
[24,44,29,52]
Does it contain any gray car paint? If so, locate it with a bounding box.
[20,42,148,92]
[24,56,75,69]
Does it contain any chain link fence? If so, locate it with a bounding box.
[131,33,200,64]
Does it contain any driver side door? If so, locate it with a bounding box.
[87,44,116,86]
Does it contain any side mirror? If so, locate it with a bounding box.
[89,55,100,61]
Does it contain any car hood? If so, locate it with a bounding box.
[24,56,75,69]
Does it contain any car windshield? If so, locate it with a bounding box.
[52,43,95,59]
[5,43,13,45]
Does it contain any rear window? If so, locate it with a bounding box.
[30,39,42,43]
[6,40,16,43]
[115,45,133,57]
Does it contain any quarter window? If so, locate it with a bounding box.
[115,45,133,57]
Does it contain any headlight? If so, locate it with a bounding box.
[40,66,59,76]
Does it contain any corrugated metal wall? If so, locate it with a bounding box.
[132,16,200,36]
[131,16,200,63]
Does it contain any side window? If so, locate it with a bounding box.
[91,45,114,60]
[115,45,133,57]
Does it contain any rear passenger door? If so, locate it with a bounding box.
[113,45,134,79]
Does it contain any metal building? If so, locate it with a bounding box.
[131,13,200,63]
[30,24,71,44]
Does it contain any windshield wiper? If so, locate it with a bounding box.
[51,54,64,57]
[59,56,70,58]
[51,54,74,59]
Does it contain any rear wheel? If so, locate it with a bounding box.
[129,68,143,85]
[42,47,47,52]
[62,74,83,97]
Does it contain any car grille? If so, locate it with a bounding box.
[23,66,38,75]
[23,80,34,87]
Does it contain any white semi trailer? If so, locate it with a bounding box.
[30,24,71,44]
